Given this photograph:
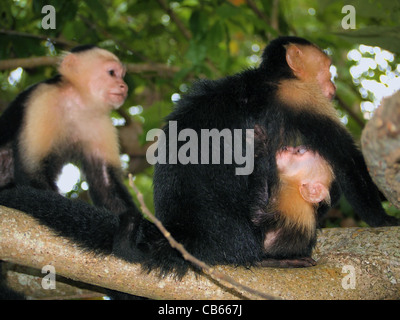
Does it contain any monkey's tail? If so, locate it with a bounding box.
[0,186,192,278]
[0,186,118,253]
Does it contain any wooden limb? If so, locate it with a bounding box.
[2,262,106,300]
[0,56,60,71]
[361,91,400,208]
[1,205,399,299]
[125,62,179,77]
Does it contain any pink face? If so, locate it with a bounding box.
[276,146,312,174]
[300,46,336,101]
[309,48,336,100]
[88,59,128,109]
[315,55,336,101]
[276,146,332,203]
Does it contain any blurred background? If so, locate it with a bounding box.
[1,0,400,226]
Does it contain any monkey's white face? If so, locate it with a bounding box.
[88,59,128,109]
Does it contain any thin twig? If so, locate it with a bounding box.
[0,56,179,77]
[128,174,280,300]
[0,29,79,48]
[156,0,192,40]
[77,14,152,63]
[246,0,270,24]
[270,0,280,34]
[335,95,365,128]
[0,56,60,71]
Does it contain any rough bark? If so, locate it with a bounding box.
[1,206,399,300]
[361,91,400,208]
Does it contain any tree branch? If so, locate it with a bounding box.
[76,14,152,63]
[335,95,365,128]
[270,0,280,33]
[0,29,79,48]
[1,205,399,299]
[361,91,400,209]
[0,56,60,71]
[246,0,270,24]
[156,0,192,41]
[0,56,179,77]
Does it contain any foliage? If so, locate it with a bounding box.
[1,0,399,225]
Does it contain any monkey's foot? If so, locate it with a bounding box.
[257,257,316,268]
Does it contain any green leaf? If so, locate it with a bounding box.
[84,0,108,24]
[185,39,208,66]
[189,10,209,40]
[215,3,239,20]
[206,21,224,48]
[337,26,400,54]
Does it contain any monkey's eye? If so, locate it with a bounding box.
[108,70,116,77]
[297,147,307,155]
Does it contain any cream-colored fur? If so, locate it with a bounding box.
[19,82,121,173]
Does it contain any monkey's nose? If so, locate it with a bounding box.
[120,82,128,94]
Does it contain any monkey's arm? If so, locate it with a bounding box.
[0,83,40,147]
[334,144,398,226]
[304,117,398,226]
[81,157,140,215]
[0,88,31,188]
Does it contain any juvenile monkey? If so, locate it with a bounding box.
[0,45,138,216]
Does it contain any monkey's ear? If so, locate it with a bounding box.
[59,53,78,76]
[299,182,329,204]
[285,44,305,74]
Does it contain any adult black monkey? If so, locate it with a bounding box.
[136,35,399,273]
[0,37,398,287]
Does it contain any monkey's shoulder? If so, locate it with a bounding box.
[168,69,270,125]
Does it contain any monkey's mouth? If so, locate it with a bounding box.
[110,93,127,100]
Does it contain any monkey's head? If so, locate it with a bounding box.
[260,36,336,101]
[276,146,333,204]
[59,46,128,110]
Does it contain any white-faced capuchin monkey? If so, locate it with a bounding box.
[141,36,399,273]
[0,45,145,300]
[274,146,334,235]
[0,45,139,217]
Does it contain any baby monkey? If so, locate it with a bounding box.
[257,145,334,268]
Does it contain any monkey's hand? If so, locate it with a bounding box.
[112,208,140,261]
[378,215,400,227]
[254,124,268,157]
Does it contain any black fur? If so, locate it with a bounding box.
[70,44,98,53]
[0,37,398,296]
